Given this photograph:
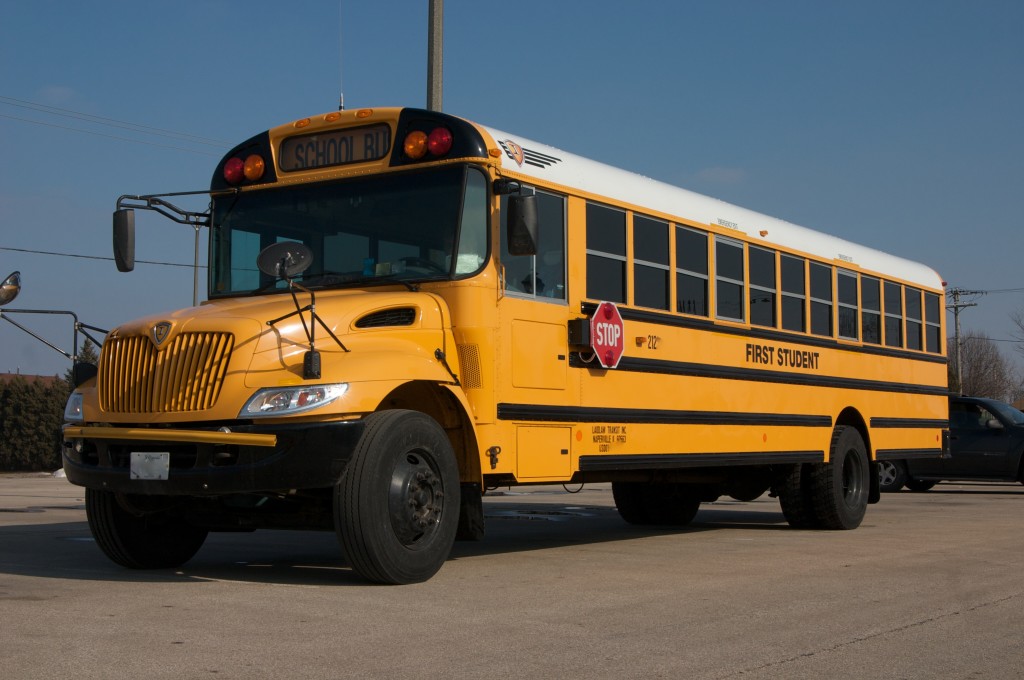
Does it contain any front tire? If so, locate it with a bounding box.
[85,489,208,569]
[335,410,460,584]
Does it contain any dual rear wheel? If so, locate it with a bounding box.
[776,425,869,530]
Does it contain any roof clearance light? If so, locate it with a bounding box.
[427,127,453,156]
[404,131,428,160]
[223,157,244,185]
[243,154,265,181]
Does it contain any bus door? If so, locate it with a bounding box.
[497,189,572,480]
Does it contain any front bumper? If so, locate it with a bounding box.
[62,420,365,495]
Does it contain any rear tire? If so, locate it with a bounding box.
[612,482,700,527]
[808,426,869,530]
[334,410,460,584]
[774,464,817,528]
[85,489,208,569]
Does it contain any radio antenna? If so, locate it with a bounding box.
[338,0,345,110]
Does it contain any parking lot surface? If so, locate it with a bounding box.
[1,473,1022,679]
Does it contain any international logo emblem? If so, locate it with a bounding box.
[151,321,172,347]
[499,139,524,167]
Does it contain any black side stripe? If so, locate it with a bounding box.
[870,417,949,429]
[875,448,944,461]
[579,451,825,471]
[581,301,948,366]
[497,404,831,427]
[572,355,949,397]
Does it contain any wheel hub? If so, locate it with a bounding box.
[389,453,445,547]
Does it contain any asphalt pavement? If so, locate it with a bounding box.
[1,473,1022,679]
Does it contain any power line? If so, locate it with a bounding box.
[0,246,205,269]
[0,96,231,146]
[0,112,224,157]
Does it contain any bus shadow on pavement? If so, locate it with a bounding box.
[0,500,793,586]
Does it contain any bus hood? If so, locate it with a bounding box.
[95,289,453,420]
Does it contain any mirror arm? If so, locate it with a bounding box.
[115,188,237,228]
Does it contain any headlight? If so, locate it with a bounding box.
[64,393,84,424]
[240,383,348,418]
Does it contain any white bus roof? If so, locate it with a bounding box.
[480,125,943,291]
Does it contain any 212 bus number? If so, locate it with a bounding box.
[646,335,660,350]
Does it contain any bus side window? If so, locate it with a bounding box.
[501,189,566,300]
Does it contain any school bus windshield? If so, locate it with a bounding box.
[209,164,488,296]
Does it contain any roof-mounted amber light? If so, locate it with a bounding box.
[294,118,311,129]
[324,112,341,122]
[356,109,373,118]
[243,154,266,181]
[404,130,428,160]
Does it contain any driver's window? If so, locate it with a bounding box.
[455,170,487,275]
[500,188,566,300]
[975,407,998,429]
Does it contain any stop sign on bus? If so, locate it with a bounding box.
[590,301,625,369]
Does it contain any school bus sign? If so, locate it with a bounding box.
[591,301,625,369]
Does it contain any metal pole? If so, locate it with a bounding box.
[427,0,443,111]
[193,224,200,307]
[946,288,981,394]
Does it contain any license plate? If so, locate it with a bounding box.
[130,452,170,480]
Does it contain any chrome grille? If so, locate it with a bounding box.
[99,332,234,413]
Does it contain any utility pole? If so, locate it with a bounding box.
[946,287,985,393]
[427,0,443,111]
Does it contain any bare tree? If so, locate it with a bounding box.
[1012,310,1024,359]
[947,331,1019,400]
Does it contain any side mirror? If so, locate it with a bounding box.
[0,270,20,306]
[113,209,136,272]
[507,194,539,256]
[71,361,98,388]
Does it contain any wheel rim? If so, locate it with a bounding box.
[878,461,897,486]
[842,447,866,505]
[388,450,445,549]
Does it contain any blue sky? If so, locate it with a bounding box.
[1,0,1022,377]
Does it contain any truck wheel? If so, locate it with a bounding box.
[774,464,818,528]
[877,460,908,492]
[808,426,869,530]
[612,482,701,526]
[905,479,937,492]
[334,410,460,584]
[85,489,208,569]
[612,482,652,524]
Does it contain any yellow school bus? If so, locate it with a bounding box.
[62,107,948,583]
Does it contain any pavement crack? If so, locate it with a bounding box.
[716,592,1024,679]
